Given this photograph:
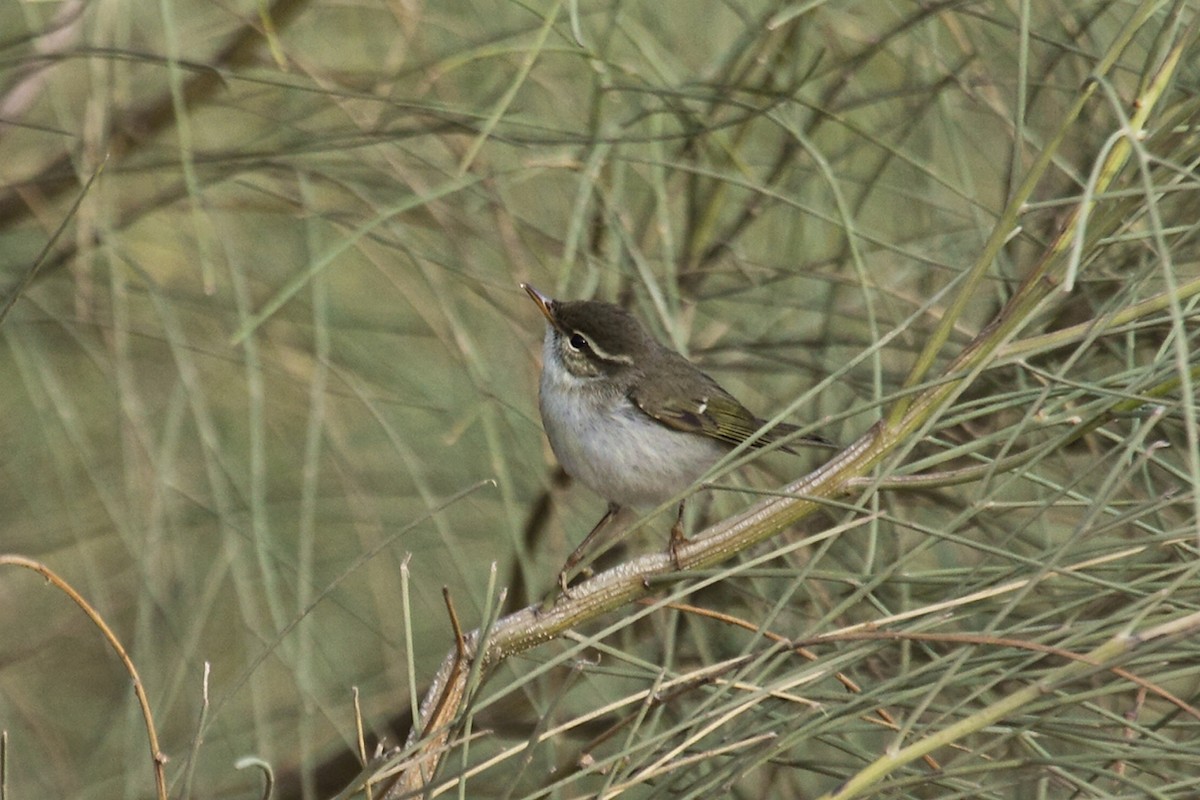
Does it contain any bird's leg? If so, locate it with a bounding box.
[668,500,687,570]
[556,502,622,596]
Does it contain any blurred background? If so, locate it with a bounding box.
[1,1,1198,798]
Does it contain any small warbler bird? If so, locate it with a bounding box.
[522,284,835,593]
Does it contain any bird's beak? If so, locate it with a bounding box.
[521,283,556,326]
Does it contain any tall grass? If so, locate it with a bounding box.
[0,2,1197,798]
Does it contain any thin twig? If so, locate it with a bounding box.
[0,556,168,800]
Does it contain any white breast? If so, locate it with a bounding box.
[538,334,727,508]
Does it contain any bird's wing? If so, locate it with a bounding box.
[629,361,837,451]
[629,376,769,448]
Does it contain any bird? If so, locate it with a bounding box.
[522,283,835,594]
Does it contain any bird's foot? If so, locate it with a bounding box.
[668,519,687,571]
[540,565,593,611]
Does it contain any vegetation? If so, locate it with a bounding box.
[1,2,1198,798]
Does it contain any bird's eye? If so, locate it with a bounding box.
[568,333,590,352]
